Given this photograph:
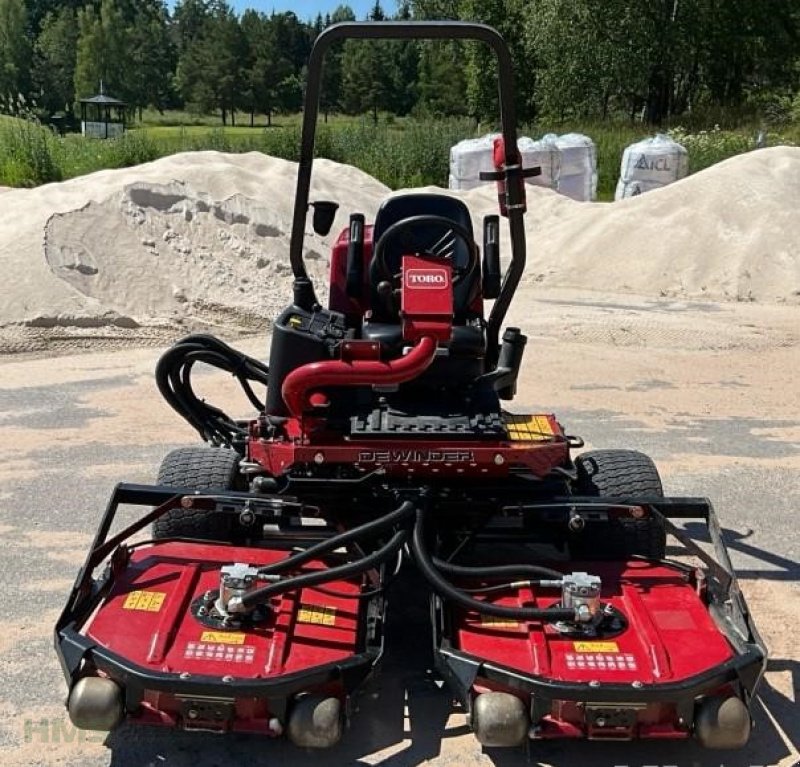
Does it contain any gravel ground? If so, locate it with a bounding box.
[0,288,797,767]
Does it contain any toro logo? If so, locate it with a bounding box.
[406,268,449,289]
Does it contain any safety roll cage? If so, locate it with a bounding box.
[290,21,528,367]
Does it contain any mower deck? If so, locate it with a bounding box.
[432,499,766,746]
[56,485,384,742]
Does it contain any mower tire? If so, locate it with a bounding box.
[152,446,241,540]
[569,449,666,560]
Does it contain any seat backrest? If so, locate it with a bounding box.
[369,193,480,322]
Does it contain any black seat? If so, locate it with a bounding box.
[363,193,486,384]
[368,193,480,322]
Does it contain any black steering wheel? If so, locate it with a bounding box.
[371,214,479,287]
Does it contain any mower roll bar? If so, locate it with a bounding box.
[290,21,528,366]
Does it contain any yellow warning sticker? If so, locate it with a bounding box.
[200,631,246,645]
[574,641,620,653]
[480,615,520,629]
[504,414,555,442]
[122,590,166,612]
[297,605,337,626]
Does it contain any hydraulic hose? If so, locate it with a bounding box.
[239,528,407,610]
[412,508,576,622]
[155,333,270,447]
[258,500,416,576]
[432,557,564,582]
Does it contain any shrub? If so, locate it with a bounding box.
[0,117,61,186]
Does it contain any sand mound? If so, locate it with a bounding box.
[0,147,797,353]
[523,146,800,302]
[0,152,388,337]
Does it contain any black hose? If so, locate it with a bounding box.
[462,581,560,594]
[258,500,415,576]
[432,557,564,582]
[241,529,407,608]
[412,508,575,622]
[155,334,270,447]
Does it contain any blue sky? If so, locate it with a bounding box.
[227,1,387,22]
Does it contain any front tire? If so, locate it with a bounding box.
[152,446,241,540]
[569,449,666,560]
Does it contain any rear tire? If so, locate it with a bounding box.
[152,446,241,540]
[569,449,666,560]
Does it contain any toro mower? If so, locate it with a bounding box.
[56,21,766,750]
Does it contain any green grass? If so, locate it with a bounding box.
[1,110,797,196]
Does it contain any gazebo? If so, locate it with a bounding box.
[79,87,126,139]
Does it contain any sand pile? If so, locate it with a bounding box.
[0,152,387,350]
[452,146,800,302]
[0,146,797,353]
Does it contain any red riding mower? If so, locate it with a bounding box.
[56,21,766,751]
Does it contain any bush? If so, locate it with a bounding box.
[666,125,754,172]
[0,117,62,186]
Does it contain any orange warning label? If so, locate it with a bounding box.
[200,631,246,645]
[297,605,336,626]
[122,590,166,612]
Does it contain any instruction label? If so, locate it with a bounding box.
[185,641,255,663]
[297,605,337,626]
[480,615,519,629]
[200,631,246,645]
[122,590,166,612]
[574,641,619,652]
[504,414,555,442]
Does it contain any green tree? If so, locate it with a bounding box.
[33,6,79,117]
[340,1,390,121]
[176,0,244,124]
[240,10,293,126]
[0,0,31,110]
[127,0,175,118]
[74,0,133,103]
[318,5,356,121]
[415,41,466,117]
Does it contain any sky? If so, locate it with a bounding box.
[226,0,385,22]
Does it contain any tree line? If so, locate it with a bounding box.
[0,0,798,128]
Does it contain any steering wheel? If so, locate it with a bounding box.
[371,214,479,287]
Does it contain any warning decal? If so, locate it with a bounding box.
[574,641,619,652]
[122,590,166,612]
[565,650,637,672]
[297,605,336,626]
[184,641,255,663]
[200,631,246,645]
[504,414,555,442]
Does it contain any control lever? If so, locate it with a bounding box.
[346,213,365,298]
[482,215,501,299]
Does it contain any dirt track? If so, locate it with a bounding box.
[0,287,797,767]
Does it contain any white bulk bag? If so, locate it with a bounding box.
[544,132,597,201]
[518,136,560,189]
[615,134,688,200]
[449,134,499,190]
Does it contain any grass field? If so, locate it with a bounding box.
[1,110,797,197]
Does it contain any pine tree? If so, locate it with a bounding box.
[0,0,32,111]
[33,7,79,116]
